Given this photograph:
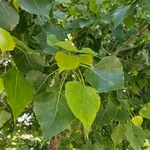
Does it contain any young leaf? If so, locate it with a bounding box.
[139,103,150,119]
[3,68,35,120]
[125,123,145,150]
[54,41,78,52]
[0,28,15,53]
[111,123,125,145]
[0,78,4,93]
[78,54,93,66]
[47,34,59,46]
[0,110,11,127]
[55,51,80,72]
[0,1,19,30]
[132,116,143,127]
[78,47,96,56]
[84,56,124,92]
[17,0,52,17]
[13,0,20,10]
[34,90,74,143]
[65,81,100,136]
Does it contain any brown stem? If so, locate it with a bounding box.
[113,24,148,55]
[49,136,60,150]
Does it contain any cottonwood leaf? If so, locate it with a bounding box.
[47,34,59,46]
[18,0,52,17]
[132,116,143,127]
[55,41,78,52]
[65,81,100,136]
[125,123,145,150]
[34,90,74,143]
[55,51,80,72]
[78,54,93,66]
[78,47,96,56]
[84,56,124,93]
[0,1,19,30]
[111,123,125,145]
[3,68,35,121]
[139,103,150,119]
[55,51,93,72]
[11,38,45,74]
[0,110,11,127]
[113,5,131,27]
[0,78,4,93]
[13,0,20,10]
[0,28,15,53]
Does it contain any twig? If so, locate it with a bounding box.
[114,24,148,55]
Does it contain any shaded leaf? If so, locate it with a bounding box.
[0,1,19,30]
[11,38,45,74]
[18,0,52,17]
[65,81,100,136]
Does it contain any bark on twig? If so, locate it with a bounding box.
[113,25,148,55]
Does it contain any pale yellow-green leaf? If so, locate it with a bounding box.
[132,116,143,127]
[55,51,80,72]
[78,54,93,66]
[13,0,20,10]
[79,47,96,56]
[0,28,15,53]
[65,81,100,137]
[0,78,4,93]
[54,40,78,52]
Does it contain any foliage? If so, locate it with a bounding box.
[0,0,149,149]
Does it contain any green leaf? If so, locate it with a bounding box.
[132,116,143,127]
[0,28,15,53]
[78,47,96,56]
[18,0,52,17]
[34,90,74,143]
[0,78,4,93]
[84,56,124,93]
[55,51,80,72]
[111,123,125,145]
[112,5,131,27]
[139,103,150,119]
[65,81,100,136]
[0,1,19,30]
[3,68,35,120]
[78,54,93,66]
[125,123,146,150]
[11,38,45,74]
[47,34,59,46]
[55,41,78,52]
[0,110,11,127]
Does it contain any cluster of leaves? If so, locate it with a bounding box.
[0,0,149,149]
